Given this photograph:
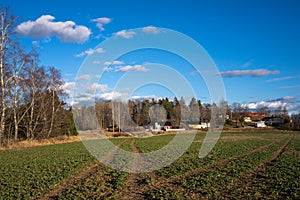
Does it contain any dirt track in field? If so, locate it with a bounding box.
[224,135,294,196]
[38,140,128,200]
[38,133,297,199]
[140,135,291,197]
[117,139,158,200]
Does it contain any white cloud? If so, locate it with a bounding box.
[95,91,126,101]
[130,95,158,101]
[242,60,253,68]
[142,26,160,34]
[63,81,76,95]
[242,96,298,111]
[72,90,127,103]
[75,47,105,57]
[104,60,124,66]
[115,30,136,39]
[266,74,300,82]
[75,74,91,81]
[218,69,280,77]
[103,67,113,71]
[243,101,286,110]
[72,93,94,104]
[91,17,112,31]
[16,15,91,43]
[115,65,149,72]
[87,83,109,92]
[282,96,294,100]
[32,40,40,47]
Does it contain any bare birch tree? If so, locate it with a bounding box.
[47,67,65,137]
[0,7,15,145]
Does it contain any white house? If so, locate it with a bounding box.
[255,121,266,128]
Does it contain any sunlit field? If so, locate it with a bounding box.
[0,132,299,199]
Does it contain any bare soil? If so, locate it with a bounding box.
[117,140,158,200]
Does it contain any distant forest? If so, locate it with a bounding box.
[74,97,215,131]
[74,97,300,132]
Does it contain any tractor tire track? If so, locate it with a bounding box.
[225,135,294,196]
[150,138,282,190]
[38,139,128,200]
[178,139,278,181]
[118,140,157,200]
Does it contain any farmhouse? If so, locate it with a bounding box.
[255,121,267,128]
[188,122,210,130]
[245,112,268,121]
[262,116,285,127]
[243,117,252,123]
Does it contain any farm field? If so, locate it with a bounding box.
[0,132,299,199]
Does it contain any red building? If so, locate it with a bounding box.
[245,112,268,121]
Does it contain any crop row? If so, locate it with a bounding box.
[0,138,126,199]
[1,132,298,199]
[146,136,272,178]
[228,136,300,199]
[54,132,292,199]
[145,136,296,199]
[0,142,94,199]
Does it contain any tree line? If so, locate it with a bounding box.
[75,97,300,131]
[75,97,222,131]
[0,8,76,146]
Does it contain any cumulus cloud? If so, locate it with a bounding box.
[95,91,125,101]
[241,96,298,111]
[218,69,280,77]
[91,17,112,31]
[104,60,124,66]
[75,47,105,57]
[130,95,159,101]
[87,83,109,93]
[243,101,287,110]
[103,67,113,72]
[63,81,76,95]
[115,65,149,72]
[72,90,128,103]
[115,30,136,39]
[142,25,160,34]
[16,15,91,43]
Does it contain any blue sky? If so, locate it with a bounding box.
[2,0,300,112]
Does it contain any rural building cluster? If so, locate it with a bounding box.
[75,98,300,134]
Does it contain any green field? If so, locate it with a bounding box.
[0,132,299,199]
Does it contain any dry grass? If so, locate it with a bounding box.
[0,135,81,151]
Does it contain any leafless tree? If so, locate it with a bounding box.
[0,7,15,145]
[47,67,66,137]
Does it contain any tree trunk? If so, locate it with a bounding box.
[0,15,5,145]
[48,89,55,137]
[28,91,35,140]
[13,86,18,141]
[0,65,5,145]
